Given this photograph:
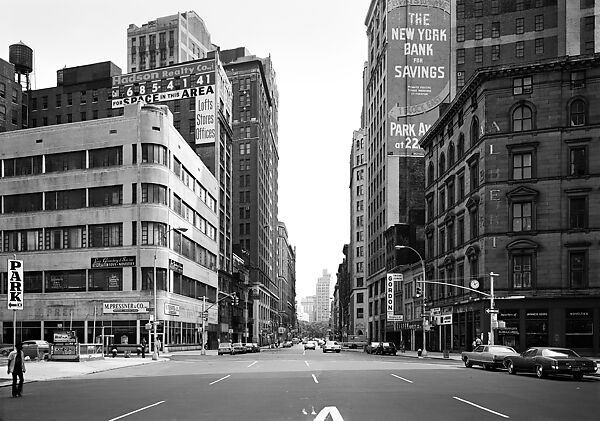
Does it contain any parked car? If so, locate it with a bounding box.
[304,340,317,350]
[292,338,300,344]
[377,342,397,355]
[322,341,342,353]
[218,343,233,355]
[0,345,13,357]
[22,340,51,360]
[243,343,254,353]
[462,345,518,370]
[251,343,260,352]
[282,341,293,348]
[232,343,246,354]
[503,347,597,380]
[364,342,381,354]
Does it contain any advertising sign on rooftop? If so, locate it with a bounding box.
[386,0,450,156]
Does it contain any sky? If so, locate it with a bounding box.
[0,0,368,301]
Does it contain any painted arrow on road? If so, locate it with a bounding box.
[313,406,344,421]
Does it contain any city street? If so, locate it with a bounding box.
[1,345,599,421]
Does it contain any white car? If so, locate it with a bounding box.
[322,341,341,353]
[304,340,317,350]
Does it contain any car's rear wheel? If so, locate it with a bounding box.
[536,365,547,379]
[573,373,584,381]
[507,361,517,375]
[336,350,340,353]
[464,357,473,368]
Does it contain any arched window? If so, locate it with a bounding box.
[512,105,532,132]
[570,99,586,127]
[428,162,435,185]
[470,117,479,146]
[457,133,465,157]
[448,142,455,166]
[439,153,446,176]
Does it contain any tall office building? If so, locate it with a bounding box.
[316,270,332,323]
[348,129,367,338]
[127,11,213,73]
[219,47,280,346]
[451,0,600,98]
[276,222,297,340]
[301,296,316,322]
[363,0,438,341]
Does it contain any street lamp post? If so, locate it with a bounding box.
[153,226,187,360]
[395,245,427,357]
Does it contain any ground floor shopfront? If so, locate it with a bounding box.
[0,292,220,350]
[388,297,600,355]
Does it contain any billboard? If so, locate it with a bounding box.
[387,0,450,155]
[111,59,228,145]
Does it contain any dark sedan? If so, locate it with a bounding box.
[503,347,597,380]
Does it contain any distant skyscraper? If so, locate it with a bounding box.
[301,296,316,323]
[316,270,332,323]
[127,11,213,72]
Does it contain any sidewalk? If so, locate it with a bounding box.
[0,354,170,388]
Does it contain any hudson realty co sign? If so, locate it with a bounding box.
[7,259,24,310]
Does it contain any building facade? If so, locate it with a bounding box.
[301,295,316,322]
[349,129,367,338]
[220,48,280,346]
[452,0,600,98]
[0,103,220,349]
[0,53,29,133]
[277,222,297,340]
[316,270,332,323]
[127,11,213,73]
[421,55,600,355]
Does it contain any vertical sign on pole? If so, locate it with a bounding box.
[7,259,24,310]
[386,274,403,321]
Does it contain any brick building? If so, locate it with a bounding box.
[420,54,600,354]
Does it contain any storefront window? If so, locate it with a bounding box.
[45,270,86,292]
[88,268,123,291]
[525,309,548,347]
[24,271,43,293]
[565,309,593,349]
[498,310,520,350]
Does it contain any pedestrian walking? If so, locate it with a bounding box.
[141,337,147,358]
[155,338,161,356]
[7,342,26,398]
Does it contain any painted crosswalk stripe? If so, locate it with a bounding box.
[247,361,257,367]
[210,374,231,385]
[391,373,413,383]
[312,374,319,383]
[108,401,165,421]
[453,396,510,418]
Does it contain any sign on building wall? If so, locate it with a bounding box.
[91,256,136,268]
[386,274,404,321]
[111,59,231,145]
[386,0,450,155]
[103,302,150,314]
[7,259,24,310]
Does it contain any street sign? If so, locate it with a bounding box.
[486,308,499,314]
[388,314,404,321]
[7,259,24,310]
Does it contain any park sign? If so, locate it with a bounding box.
[7,259,24,310]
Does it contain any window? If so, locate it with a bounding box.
[491,22,500,38]
[512,152,532,180]
[89,146,123,168]
[88,223,123,247]
[512,105,533,131]
[569,252,586,288]
[141,144,167,165]
[45,270,86,292]
[448,180,455,206]
[470,117,479,146]
[512,202,532,231]
[474,47,483,63]
[439,228,446,254]
[457,49,465,65]
[569,197,587,229]
[428,162,435,185]
[475,24,483,40]
[513,77,532,95]
[535,0,544,6]
[45,151,85,172]
[439,189,446,212]
[12,88,18,103]
[141,222,167,246]
[3,229,42,252]
[89,186,122,207]
[570,71,586,89]
[89,269,123,291]
[516,0,524,11]
[439,153,446,175]
[457,71,465,88]
[447,224,454,249]
[426,196,434,221]
[512,255,532,289]
[492,45,500,61]
[457,134,464,157]
[474,1,483,17]
[80,91,86,104]
[584,16,595,32]
[3,155,43,177]
[56,115,62,124]
[0,104,5,121]
[569,146,587,176]
[55,94,61,107]
[515,41,524,57]
[535,38,544,55]
[457,218,465,245]
[516,18,524,35]
[457,27,465,42]
[569,99,586,126]
[458,173,465,200]
[45,226,84,250]
[0,82,4,98]
[42,96,48,109]
[491,0,499,14]
[470,208,479,238]
[456,0,465,18]
[45,189,86,210]
[535,15,544,31]
[357,308,364,319]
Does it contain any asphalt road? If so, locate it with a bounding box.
[1,345,599,421]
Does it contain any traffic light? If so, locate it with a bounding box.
[415,285,422,298]
[232,293,239,306]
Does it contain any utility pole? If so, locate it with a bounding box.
[201,296,206,356]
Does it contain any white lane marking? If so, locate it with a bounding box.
[305,360,310,367]
[108,401,165,421]
[312,374,319,384]
[453,396,510,419]
[390,373,413,383]
[209,374,231,385]
[314,406,344,421]
[247,361,257,368]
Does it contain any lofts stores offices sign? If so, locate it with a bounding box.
[386,0,450,155]
[111,59,224,145]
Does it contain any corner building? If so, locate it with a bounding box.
[0,103,220,349]
[421,55,600,355]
